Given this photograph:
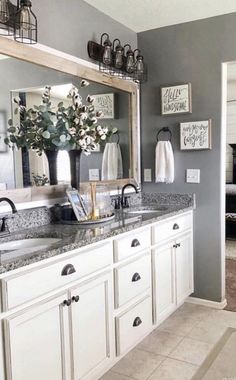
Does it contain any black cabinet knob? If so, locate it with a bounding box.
[132,272,141,282]
[61,264,76,276]
[173,223,179,230]
[72,295,80,303]
[131,238,140,247]
[133,316,142,327]
[63,299,71,307]
[173,244,177,248]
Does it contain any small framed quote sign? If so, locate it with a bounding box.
[161,83,192,115]
[180,120,212,150]
[93,93,115,119]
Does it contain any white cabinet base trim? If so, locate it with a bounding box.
[186,296,227,309]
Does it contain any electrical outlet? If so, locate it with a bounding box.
[89,169,100,181]
[144,169,152,182]
[186,169,200,183]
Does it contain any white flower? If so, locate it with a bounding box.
[86,95,95,103]
[103,127,108,134]
[80,112,88,121]
[42,131,50,139]
[90,117,97,124]
[79,129,85,136]
[100,134,106,140]
[96,125,102,131]
[80,79,89,88]
[96,110,104,118]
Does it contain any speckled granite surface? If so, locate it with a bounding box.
[0,193,194,274]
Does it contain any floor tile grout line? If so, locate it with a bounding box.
[145,356,199,380]
[110,370,136,379]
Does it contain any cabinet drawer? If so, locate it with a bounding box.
[116,296,152,355]
[152,212,192,245]
[114,228,151,262]
[114,254,151,308]
[2,242,112,311]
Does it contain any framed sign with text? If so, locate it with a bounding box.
[161,83,192,115]
[93,93,115,119]
[180,119,212,150]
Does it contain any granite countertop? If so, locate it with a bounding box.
[0,201,193,274]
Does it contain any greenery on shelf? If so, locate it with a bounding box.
[5,80,117,155]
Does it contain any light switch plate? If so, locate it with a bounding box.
[89,169,100,181]
[186,169,200,183]
[144,169,152,182]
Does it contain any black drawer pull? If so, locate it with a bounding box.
[131,239,140,247]
[173,223,179,230]
[61,264,76,276]
[132,272,141,282]
[72,295,80,303]
[133,316,142,327]
[63,299,71,307]
[176,243,181,248]
[173,244,177,248]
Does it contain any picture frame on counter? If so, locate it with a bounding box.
[161,83,192,115]
[93,93,115,119]
[180,119,212,150]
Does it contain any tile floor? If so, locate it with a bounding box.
[100,303,236,380]
[226,239,236,259]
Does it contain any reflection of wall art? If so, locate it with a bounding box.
[161,83,192,115]
[93,93,114,119]
[180,120,212,150]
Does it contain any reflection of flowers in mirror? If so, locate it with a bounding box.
[32,173,49,187]
[4,80,118,155]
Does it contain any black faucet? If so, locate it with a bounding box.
[0,197,17,236]
[121,183,139,208]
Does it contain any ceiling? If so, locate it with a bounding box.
[84,0,236,32]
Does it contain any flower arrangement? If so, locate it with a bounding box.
[5,80,117,155]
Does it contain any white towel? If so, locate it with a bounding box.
[155,141,174,183]
[102,143,123,180]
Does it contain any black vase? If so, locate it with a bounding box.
[69,149,82,190]
[44,149,58,185]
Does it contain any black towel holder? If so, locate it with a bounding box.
[156,127,172,142]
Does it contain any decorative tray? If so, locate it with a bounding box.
[60,213,115,226]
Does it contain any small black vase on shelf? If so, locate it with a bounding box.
[44,149,58,185]
[69,149,82,190]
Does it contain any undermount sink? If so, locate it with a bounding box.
[0,238,61,252]
[124,206,168,215]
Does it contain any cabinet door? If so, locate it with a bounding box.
[70,273,114,380]
[153,241,176,325]
[4,293,71,380]
[176,233,193,305]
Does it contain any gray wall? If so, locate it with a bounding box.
[33,0,137,61]
[138,13,236,302]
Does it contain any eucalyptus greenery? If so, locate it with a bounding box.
[5,80,117,156]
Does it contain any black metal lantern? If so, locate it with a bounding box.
[0,0,15,36]
[14,0,37,44]
[113,38,124,69]
[124,44,135,73]
[101,33,112,65]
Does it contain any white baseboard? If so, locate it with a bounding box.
[186,296,227,309]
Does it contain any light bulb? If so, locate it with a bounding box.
[126,54,134,73]
[19,5,32,31]
[136,56,144,74]
[102,45,112,65]
[0,0,9,23]
[115,50,123,69]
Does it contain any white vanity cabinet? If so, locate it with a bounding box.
[0,209,194,380]
[152,212,193,325]
[4,292,71,380]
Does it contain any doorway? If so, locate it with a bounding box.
[224,61,236,311]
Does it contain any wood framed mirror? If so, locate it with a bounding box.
[0,36,140,208]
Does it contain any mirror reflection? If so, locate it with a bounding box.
[0,54,131,190]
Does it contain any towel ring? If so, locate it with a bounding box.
[156,127,172,142]
[110,132,120,144]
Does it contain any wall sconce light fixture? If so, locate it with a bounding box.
[0,0,37,44]
[87,33,147,83]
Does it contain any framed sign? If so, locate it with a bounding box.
[161,83,192,115]
[93,93,114,119]
[180,119,212,150]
